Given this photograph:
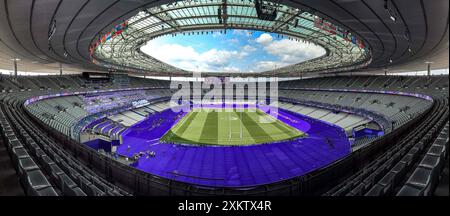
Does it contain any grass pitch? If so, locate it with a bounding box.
[161,108,304,146]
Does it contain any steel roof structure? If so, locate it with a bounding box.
[91,0,371,76]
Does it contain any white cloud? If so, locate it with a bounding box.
[141,42,246,72]
[222,66,242,72]
[263,39,326,63]
[200,49,238,67]
[141,43,199,62]
[232,29,253,37]
[253,34,326,69]
[234,45,257,59]
[255,33,273,45]
[242,45,257,53]
[212,31,224,38]
[140,32,326,73]
[225,38,239,45]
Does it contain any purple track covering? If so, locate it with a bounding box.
[116,107,351,188]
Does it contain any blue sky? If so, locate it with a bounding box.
[140,29,326,73]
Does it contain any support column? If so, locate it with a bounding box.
[427,62,431,77]
[59,63,63,76]
[13,58,18,79]
[384,67,388,76]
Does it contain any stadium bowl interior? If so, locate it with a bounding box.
[0,0,448,196]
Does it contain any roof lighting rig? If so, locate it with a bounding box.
[89,0,371,76]
[217,0,228,27]
[255,0,279,21]
[384,0,398,23]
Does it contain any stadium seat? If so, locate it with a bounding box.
[11,147,30,166]
[418,155,441,190]
[65,187,87,196]
[85,184,106,196]
[25,170,54,196]
[397,185,424,196]
[33,187,59,196]
[58,174,77,195]
[49,164,65,182]
[9,140,23,150]
[427,145,446,162]
[405,168,432,195]
[17,157,39,178]
[377,172,396,195]
[400,154,413,167]
[365,184,384,196]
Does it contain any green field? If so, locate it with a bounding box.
[160,108,304,146]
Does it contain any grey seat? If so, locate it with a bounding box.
[77,175,90,187]
[109,190,124,196]
[34,148,46,158]
[58,160,71,174]
[66,166,81,181]
[389,163,406,185]
[49,164,64,182]
[332,184,351,196]
[6,135,18,144]
[92,178,112,192]
[34,187,59,196]
[9,140,23,150]
[377,172,396,195]
[418,155,441,191]
[406,168,432,195]
[365,184,384,196]
[419,155,441,171]
[80,182,95,196]
[427,145,446,161]
[59,174,77,195]
[18,157,39,178]
[11,147,30,165]
[28,142,41,156]
[400,154,413,167]
[82,183,105,196]
[65,187,87,196]
[397,185,424,196]
[90,184,106,196]
[25,170,53,195]
[40,155,55,172]
[349,183,365,196]
[436,136,449,149]
[407,147,420,161]
[373,166,386,183]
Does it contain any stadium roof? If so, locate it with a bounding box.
[0,0,448,77]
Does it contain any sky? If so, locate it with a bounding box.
[140,29,326,73]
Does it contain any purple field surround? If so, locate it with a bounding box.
[115,106,351,188]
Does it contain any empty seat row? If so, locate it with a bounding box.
[396,123,449,196]
[1,105,58,196]
[1,97,130,196]
[325,97,448,196]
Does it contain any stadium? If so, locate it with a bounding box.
[0,0,448,197]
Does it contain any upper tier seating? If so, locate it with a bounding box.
[279,90,431,130]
